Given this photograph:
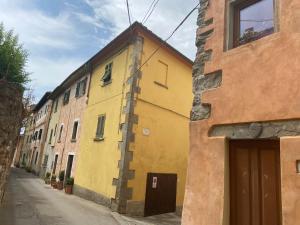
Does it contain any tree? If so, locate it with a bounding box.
[0,22,29,87]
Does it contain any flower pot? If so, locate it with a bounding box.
[65,185,73,194]
[57,181,64,190]
[52,181,58,189]
[45,179,50,185]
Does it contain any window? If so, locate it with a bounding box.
[71,121,79,141]
[101,63,113,85]
[54,99,59,112]
[38,129,43,140]
[154,60,168,88]
[49,129,53,144]
[75,78,87,98]
[232,0,274,47]
[58,125,63,142]
[95,115,106,140]
[34,131,38,141]
[63,90,71,105]
[54,124,57,136]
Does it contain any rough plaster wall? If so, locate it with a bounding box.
[0,81,23,203]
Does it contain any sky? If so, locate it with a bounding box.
[0,0,198,101]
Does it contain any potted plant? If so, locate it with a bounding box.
[57,170,65,190]
[25,166,32,173]
[65,177,74,194]
[44,172,51,184]
[50,174,57,188]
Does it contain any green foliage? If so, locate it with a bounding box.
[45,172,51,179]
[59,170,65,181]
[51,174,56,181]
[66,177,74,185]
[0,22,29,87]
[25,166,31,172]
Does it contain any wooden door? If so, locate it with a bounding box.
[230,140,282,225]
[144,173,177,216]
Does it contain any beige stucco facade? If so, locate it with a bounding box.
[183,0,300,225]
[53,74,90,178]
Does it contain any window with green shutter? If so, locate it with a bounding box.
[95,115,106,141]
[63,89,70,105]
[101,63,113,86]
[75,77,87,98]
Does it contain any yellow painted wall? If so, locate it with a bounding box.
[128,33,193,207]
[75,45,133,199]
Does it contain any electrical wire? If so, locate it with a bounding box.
[136,2,200,73]
[141,0,156,23]
[125,0,132,28]
[142,0,160,25]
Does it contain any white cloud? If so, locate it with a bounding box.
[0,0,198,101]
[84,0,198,59]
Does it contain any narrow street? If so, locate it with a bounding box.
[0,168,181,225]
[0,168,121,225]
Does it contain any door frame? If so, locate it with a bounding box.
[228,139,282,225]
[144,172,177,216]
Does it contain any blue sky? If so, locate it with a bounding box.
[0,0,198,101]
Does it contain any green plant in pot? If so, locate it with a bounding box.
[57,170,65,190]
[65,177,74,194]
[44,172,51,184]
[51,174,57,188]
[25,166,32,173]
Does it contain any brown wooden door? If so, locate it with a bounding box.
[144,173,177,216]
[230,140,282,225]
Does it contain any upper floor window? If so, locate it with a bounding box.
[63,90,71,105]
[154,60,168,89]
[49,129,53,144]
[54,124,58,136]
[101,63,113,86]
[58,124,63,142]
[71,120,79,141]
[38,129,43,140]
[54,99,59,112]
[75,78,87,98]
[95,115,106,141]
[233,0,274,47]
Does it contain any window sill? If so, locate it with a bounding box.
[101,80,112,87]
[154,81,168,89]
[75,94,85,99]
[94,137,104,142]
[71,139,77,143]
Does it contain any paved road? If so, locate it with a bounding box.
[0,168,120,225]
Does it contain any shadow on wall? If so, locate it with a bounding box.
[0,80,23,204]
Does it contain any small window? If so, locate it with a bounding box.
[71,121,79,141]
[38,129,43,140]
[101,63,113,85]
[154,60,168,88]
[54,99,59,112]
[63,90,71,105]
[54,124,57,136]
[95,115,106,140]
[58,125,63,142]
[75,78,87,98]
[233,0,275,47]
[49,129,53,144]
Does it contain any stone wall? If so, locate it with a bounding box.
[0,80,23,204]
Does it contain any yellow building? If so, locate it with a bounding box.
[74,22,192,216]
